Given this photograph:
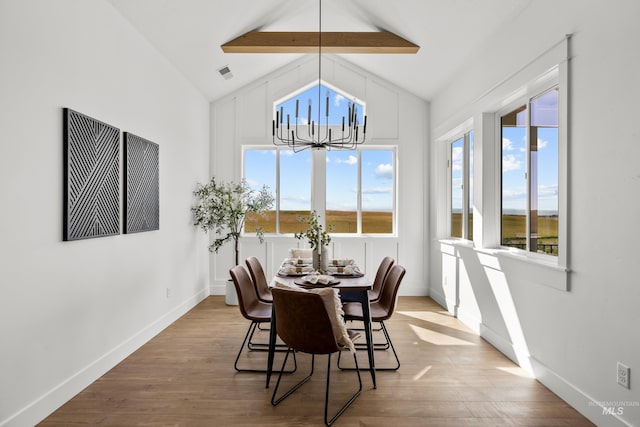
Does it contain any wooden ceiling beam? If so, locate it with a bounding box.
[221,31,419,54]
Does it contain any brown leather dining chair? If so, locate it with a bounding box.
[369,256,395,303]
[271,286,362,426]
[339,264,406,371]
[229,265,295,373]
[245,256,273,303]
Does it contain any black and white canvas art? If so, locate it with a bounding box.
[63,108,120,241]
[124,132,159,233]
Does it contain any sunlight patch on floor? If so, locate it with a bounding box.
[496,366,534,378]
[412,364,433,381]
[398,311,473,333]
[409,324,476,346]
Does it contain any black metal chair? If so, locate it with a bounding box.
[229,265,295,373]
[339,264,406,371]
[271,287,362,426]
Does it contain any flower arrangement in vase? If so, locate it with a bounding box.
[294,210,332,271]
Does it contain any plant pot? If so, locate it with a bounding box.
[225,279,238,306]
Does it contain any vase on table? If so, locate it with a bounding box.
[313,246,328,272]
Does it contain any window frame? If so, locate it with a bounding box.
[242,145,398,237]
[447,130,474,241]
[496,79,562,262]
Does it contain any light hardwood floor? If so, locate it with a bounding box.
[39,296,594,426]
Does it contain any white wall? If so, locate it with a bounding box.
[429,1,640,426]
[210,54,429,296]
[0,1,211,426]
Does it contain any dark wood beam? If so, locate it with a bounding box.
[221,31,419,54]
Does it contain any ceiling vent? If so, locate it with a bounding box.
[217,65,233,80]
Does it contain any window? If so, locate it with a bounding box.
[500,87,558,256]
[449,131,474,240]
[243,148,311,235]
[326,149,395,234]
[274,82,365,130]
[244,146,396,236]
[244,81,394,237]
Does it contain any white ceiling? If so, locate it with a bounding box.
[107,0,532,102]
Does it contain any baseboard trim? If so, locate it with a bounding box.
[479,322,632,427]
[428,294,634,427]
[1,288,209,427]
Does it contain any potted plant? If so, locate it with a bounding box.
[192,177,274,303]
[294,210,332,271]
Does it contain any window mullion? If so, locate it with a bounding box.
[357,149,362,234]
[462,133,470,239]
[525,103,532,253]
[276,149,281,234]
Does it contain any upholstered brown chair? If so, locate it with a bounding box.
[369,256,395,302]
[271,286,362,426]
[245,256,272,303]
[340,264,406,371]
[229,265,295,373]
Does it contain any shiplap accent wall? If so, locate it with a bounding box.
[210,54,429,296]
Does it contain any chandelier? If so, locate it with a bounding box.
[272,0,367,152]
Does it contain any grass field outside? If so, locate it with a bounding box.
[245,210,393,235]
[451,213,558,255]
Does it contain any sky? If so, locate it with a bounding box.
[246,84,393,212]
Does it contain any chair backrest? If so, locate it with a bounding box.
[229,265,266,321]
[271,288,340,355]
[372,264,406,322]
[245,256,272,303]
[369,256,395,301]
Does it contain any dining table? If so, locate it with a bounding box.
[266,262,377,389]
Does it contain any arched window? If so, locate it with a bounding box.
[244,82,395,236]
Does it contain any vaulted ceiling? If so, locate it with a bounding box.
[107,0,532,102]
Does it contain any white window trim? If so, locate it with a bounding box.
[242,145,398,237]
[437,62,569,291]
[446,129,473,241]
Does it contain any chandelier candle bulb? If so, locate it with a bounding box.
[270,0,368,151]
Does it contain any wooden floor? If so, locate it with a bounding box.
[40,296,594,426]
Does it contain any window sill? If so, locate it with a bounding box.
[438,239,569,292]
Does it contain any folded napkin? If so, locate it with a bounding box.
[326,265,361,275]
[279,265,314,275]
[303,274,334,285]
[282,257,313,266]
[330,258,355,266]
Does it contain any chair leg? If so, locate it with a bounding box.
[272,351,314,406]
[247,321,288,352]
[338,321,400,371]
[348,321,390,349]
[377,322,400,371]
[325,352,362,426]
[235,322,297,373]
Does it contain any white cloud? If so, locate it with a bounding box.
[537,138,549,149]
[537,184,558,199]
[502,154,522,172]
[503,137,514,151]
[345,155,358,165]
[333,155,358,165]
[375,163,393,179]
[334,94,345,107]
[502,188,526,200]
[245,178,259,187]
[362,186,392,194]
